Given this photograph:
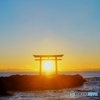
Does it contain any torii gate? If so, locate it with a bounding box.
[33,54,63,75]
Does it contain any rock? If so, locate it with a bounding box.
[0,74,86,91]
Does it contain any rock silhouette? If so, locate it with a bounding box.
[0,74,86,96]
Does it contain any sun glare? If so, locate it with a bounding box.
[43,60,54,74]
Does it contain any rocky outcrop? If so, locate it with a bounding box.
[0,74,86,95]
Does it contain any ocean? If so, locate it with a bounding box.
[0,71,100,100]
[0,71,100,78]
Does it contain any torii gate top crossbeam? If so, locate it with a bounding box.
[33,54,63,57]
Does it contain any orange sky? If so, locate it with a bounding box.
[0,0,100,72]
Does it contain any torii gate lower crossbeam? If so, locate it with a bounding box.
[33,54,63,75]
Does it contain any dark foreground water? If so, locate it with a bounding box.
[0,71,100,100]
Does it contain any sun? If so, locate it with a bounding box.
[42,60,54,74]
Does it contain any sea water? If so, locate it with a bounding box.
[0,71,100,100]
[0,71,100,78]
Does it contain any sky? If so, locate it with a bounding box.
[0,0,100,72]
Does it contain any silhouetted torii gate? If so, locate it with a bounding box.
[33,54,63,75]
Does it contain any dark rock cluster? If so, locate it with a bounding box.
[0,74,86,96]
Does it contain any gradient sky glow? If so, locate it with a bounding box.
[0,0,100,72]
